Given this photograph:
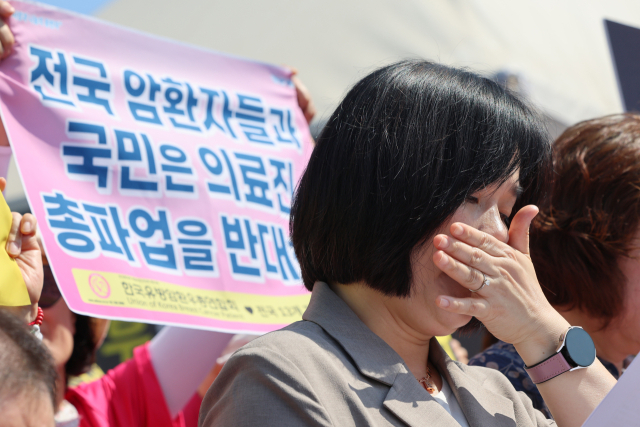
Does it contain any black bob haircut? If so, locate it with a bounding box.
[291,60,551,297]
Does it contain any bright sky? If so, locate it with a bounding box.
[35,0,113,15]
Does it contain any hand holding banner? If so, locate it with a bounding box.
[0,1,313,333]
[0,187,29,306]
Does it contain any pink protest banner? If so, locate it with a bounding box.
[0,1,314,333]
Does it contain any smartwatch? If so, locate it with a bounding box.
[524,326,596,384]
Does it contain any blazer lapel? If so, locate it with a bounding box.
[304,283,485,427]
[303,282,406,385]
[430,339,516,427]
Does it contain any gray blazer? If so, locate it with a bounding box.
[199,282,555,427]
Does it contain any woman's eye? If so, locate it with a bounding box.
[466,196,479,204]
[500,213,512,229]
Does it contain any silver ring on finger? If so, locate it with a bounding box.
[470,272,490,293]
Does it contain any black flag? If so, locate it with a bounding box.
[606,19,640,112]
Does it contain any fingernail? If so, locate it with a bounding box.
[452,224,463,236]
[437,252,448,265]
[437,236,449,248]
[22,222,31,233]
[7,241,18,256]
[439,297,451,308]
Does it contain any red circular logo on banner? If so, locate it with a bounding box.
[88,274,111,299]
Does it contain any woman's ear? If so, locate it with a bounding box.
[92,319,111,349]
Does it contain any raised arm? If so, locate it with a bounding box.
[433,205,616,427]
[290,69,316,125]
[148,326,234,418]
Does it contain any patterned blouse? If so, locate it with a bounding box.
[468,341,621,419]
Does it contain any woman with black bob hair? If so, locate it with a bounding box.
[200,60,615,427]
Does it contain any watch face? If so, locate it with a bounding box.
[564,327,596,367]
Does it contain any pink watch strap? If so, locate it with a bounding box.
[525,352,572,384]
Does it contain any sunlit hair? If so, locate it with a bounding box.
[291,60,551,296]
[531,113,640,325]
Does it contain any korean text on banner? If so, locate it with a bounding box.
[0,1,313,333]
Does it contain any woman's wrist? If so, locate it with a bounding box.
[513,314,571,367]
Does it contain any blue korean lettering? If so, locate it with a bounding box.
[56,232,95,254]
[42,192,96,256]
[159,144,196,195]
[221,215,261,278]
[243,219,259,259]
[123,70,162,124]
[115,130,159,194]
[139,240,176,270]
[257,223,278,274]
[234,153,273,208]
[62,121,113,191]
[182,246,213,271]
[44,192,86,223]
[108,206,136,262]
[200,88,235,137]
[128,208,177,271]
[269,159,294,214]
[14,12,62,30]
[72,56,113,115]
[68,121,107,145]
[177,219,208,238]
[82,203,136,264]
[199,147,240,201]
[129,208,171,239]
[29,46,74,106]
[270,108,300,148]
[82,204,122,254]
[235,94,272,145]
[162,79,200,132]
[62,146,111,189]
[48,214,91,231]
[176,218,216,275]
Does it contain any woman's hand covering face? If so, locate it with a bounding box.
[433,205,562,348]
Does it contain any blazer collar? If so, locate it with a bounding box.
[303,282,516,427]
[303,281,406,385]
